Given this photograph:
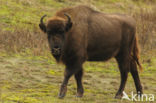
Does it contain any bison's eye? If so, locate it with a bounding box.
[47,30,51,34]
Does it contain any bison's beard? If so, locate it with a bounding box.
[53,54,61,63]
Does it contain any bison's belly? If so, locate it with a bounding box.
[87,47,119,61]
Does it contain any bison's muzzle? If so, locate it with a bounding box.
[51,47,61,62]
[52,47,61,56]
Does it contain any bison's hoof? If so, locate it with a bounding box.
[58,85,67,99]
[58,93,65,99]
[76,93,83,98]
[115,95,122,99]
[76,88,84,98]
[115,93,123,99]
[115,94,123,99]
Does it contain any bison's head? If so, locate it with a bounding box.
[39,14,72,61]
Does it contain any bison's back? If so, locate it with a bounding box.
[86,13,123,61]
[87,13,136,61]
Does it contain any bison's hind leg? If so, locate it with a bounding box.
[130,57,143,95]
[115,54,130,99]
[114,51,143,99]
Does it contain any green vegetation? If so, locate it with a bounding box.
[0,0,63,31]
[0,0,155,31]
[0,52,155,103]
[0,0,156,103]
[0,52,156,103]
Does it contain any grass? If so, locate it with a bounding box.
[0,52,156,103]
[0,0,64,31]
[0,0,156,103]
[0,0,155,31]
[0,0,155,54]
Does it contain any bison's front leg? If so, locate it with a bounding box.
[58,68,73,98]
[74,68,84,97]
[59,64,83,98]
[58,64,82,98]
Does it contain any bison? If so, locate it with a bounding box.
[39,5,143,99]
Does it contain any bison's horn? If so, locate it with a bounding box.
[64,13,71,24]
[40,14,47,25]
[39,14,47,33]
[64,13,72,31]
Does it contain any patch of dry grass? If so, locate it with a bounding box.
[0,1,156,55]
[0,53,156,103]
[133,7,156,51]
[0,28,49,56]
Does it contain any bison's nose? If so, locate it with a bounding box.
[52,47,61,55]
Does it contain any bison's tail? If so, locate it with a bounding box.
[132,37,143,72]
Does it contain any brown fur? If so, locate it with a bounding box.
[133,37,143,71]
[39,5,143,99]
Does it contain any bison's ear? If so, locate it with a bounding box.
[64,13,72,32]
[39,15,47,33]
